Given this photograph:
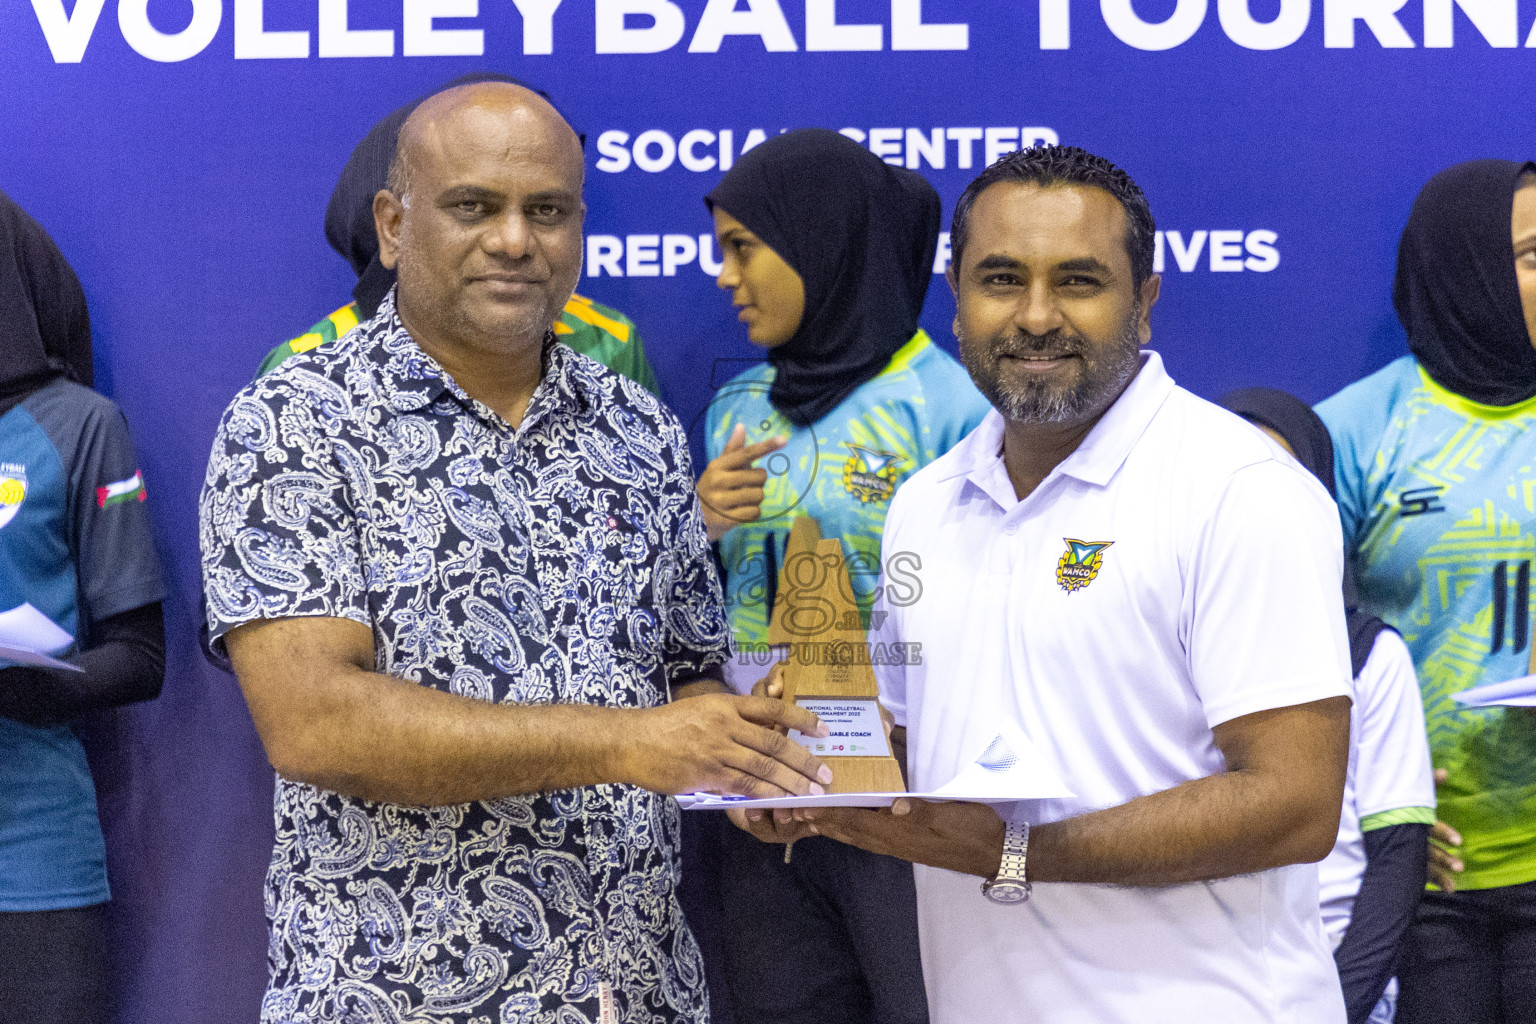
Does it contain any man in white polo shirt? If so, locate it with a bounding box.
[732,146,1353,1023]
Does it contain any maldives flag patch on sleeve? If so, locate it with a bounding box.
[97,470,146,508]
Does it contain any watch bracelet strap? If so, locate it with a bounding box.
[993,820,1030,886]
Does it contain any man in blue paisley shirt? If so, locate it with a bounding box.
[199,82,832,1024]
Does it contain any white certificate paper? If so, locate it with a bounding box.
[787,698,891,758]
[0,603,73,653]
[1454,674,1536,708]
[0,644,83,672]
[678,726,1073,810]
[0,603,82,672]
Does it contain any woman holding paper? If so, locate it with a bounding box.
[1317,159,1536,1023]
[694,129,989,1024]
[0,190,164,1021]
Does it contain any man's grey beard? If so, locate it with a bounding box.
[958,303,1143,425]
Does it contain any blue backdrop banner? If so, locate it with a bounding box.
[1,2,1532,1020]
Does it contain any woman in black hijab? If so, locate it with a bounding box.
[704,127,942,427]
[0,192,91,415]
[0,190,165,1022]
[696,129,990,1024]
[1222,388,1434,1024]
[1315,161,1536,1024]
[1395,160,1536,406]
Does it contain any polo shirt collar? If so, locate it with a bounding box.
[1054,350,1175,486]
[939,350,1176,500]
[363,289,589,427]
[937,408,1005,483]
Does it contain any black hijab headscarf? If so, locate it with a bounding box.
[0,189,92,418]
[1220,387,1386,677]
[325,72,551,319]
[705,129,941,427]
[1395,158,1536,407]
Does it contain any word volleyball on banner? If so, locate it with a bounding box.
[21,0,1536,64]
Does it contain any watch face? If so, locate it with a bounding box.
[984,882,1029,905]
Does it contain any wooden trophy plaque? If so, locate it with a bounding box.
[769,521,905,796]
[767,514,824,647]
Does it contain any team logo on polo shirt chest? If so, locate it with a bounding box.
[841,443,905,504]
[0,464,26,532]
[1056,538,1113,593]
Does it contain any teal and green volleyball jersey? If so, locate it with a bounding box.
[706,330,991,651]
[256,292,660,394]
[1318,354,1536,890]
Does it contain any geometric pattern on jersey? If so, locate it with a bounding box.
[706,330,990,653]
[201,291,727,1023]
[1318,354,1536,890]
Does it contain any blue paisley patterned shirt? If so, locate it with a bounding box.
[199,292,729,1024]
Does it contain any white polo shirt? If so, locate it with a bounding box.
[871,352,1351,1024]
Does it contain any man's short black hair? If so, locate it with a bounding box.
[950,145,1156,287]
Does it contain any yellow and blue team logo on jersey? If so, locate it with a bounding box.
[0,463,26,532]
[1057,538,1113,593]
[842,443,905,503]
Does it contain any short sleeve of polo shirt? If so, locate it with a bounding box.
[1354,630,1436,828]
[1183,459,1353,728]
[199,378,368,649]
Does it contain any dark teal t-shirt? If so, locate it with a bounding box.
[0,379,163,910]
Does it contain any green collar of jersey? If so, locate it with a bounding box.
[879,330,932,377]
[1418,362,1536,420]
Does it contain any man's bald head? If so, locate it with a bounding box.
[373,79,586,371]
[387,82,582,201]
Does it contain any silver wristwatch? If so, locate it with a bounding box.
[982,820,1032,905]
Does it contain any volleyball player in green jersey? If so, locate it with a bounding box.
[1317,159,1536,1024]
[254,72,657,392]
[696,130,988,1024]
